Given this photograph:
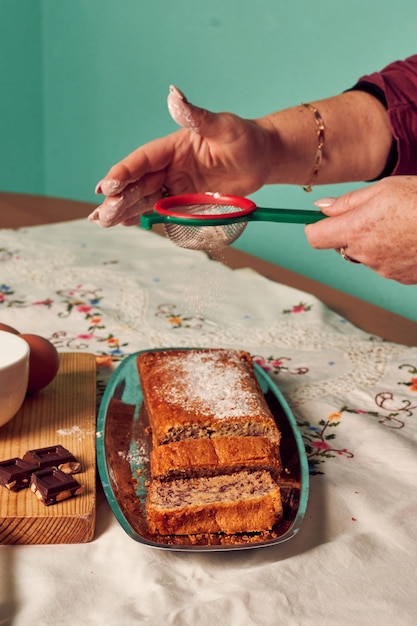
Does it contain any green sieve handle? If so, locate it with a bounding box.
[140,211,250,229]
[139,207,326,230]
[248,207,325,224]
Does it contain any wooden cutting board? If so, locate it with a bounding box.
[0,352,96,544]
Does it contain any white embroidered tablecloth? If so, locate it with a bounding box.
[0,218,417,625]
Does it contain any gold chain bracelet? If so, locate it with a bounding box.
[301,103,325,192]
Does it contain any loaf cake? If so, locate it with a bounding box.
[150,436,282,481]
[146,470,283,535]
[137,348,281,446]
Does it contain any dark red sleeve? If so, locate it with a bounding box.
[354,55,417,176]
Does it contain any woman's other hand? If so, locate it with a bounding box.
[305,176,417,284]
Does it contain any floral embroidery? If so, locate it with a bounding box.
[253,354,309,376]
[398,363,417,392]
[0,282,129,362]
[341,390,417,429]
[408,378,417,392]
[97,335,127,359]
[0,284,13,303]
[57,286,104,319]
[0,283,26,307]
[50,287,127,360]
[32,298,54,308]
[301,383,417,474]
[299,411,353,475]
[253,357,417,475]
[283,302,312,314]
[155,303,217,330]
[0,284,52,309]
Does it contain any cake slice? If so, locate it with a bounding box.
[150,436,282,481]
[146,470,283,536]
[137,348,280,446]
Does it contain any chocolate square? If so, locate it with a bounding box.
[30,467,84,506]
[0,458,39,491]
[23,445,81,474]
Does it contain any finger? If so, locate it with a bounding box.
[120,215,142,227]
[95,133,179,196]
[89,193,155,228]
[89,171,165,227]
[305,212,355,250]
[95,176,134,196]
[119,190,163,227]
[167,85,232,138]
[88,197,127,228]
[314,184,381,216]
[168,85,202,132]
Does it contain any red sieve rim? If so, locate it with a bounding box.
[154,193,257,220]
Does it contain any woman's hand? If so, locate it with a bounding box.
[89,86,275,227]
[305,176,417,284]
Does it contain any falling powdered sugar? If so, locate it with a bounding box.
[176,248,230,319]
[181,264,221,318]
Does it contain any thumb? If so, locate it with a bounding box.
[167,85,220,135]
[314,184,378,216]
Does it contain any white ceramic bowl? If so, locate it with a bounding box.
[0,330,30,427]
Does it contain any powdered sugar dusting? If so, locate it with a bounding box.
[56,425,95,441]
[157,350,264,419]
[117,440,149,467]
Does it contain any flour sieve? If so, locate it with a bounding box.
[140,193,326,251]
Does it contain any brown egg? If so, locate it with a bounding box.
[20,333,60,393]
[0,323,20,334]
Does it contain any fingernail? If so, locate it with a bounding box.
[169,85,188,103]
[87,202,120,228]
[95,180,103,194]
[314,197,336,208]
[88,208,101,223]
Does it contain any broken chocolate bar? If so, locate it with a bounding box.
[0,458,38,491]
[23,445,81,474]
[30,467,85,506]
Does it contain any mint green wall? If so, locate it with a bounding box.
[0,0,43,194]
[1,0,417,322]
